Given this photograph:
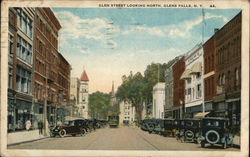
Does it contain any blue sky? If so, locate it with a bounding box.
[52,8,241,93]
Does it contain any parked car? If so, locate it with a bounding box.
[177,119,202,143]
[161,119,180,137]
[198,117,234,149]
[50,119,88,137]
[153,119,164,135]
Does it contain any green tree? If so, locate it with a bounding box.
[116,72,148,122]
[88,91,112,119]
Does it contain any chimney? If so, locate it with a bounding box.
[214,28,219,34]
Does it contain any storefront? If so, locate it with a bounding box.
[8,99,32,132]
[185,105,202,118]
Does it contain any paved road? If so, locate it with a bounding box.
[9,126,239,151]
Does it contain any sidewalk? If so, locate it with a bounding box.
[7,129,49,145]
[233,135,240,147]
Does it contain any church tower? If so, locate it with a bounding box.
[111,81,116,107]
[79,69,89,118]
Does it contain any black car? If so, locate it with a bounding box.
[177,119,202,143]
[50,119,88,137]
[152,119,164,135]
[198,117,234,149]
[161,119,180,137]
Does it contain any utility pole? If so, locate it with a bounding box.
[43,66,48,136]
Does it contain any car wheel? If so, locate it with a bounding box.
[185,130,194,140]
[206,130,220,144]
[81,129,86,136]
[59,129,66,138]
[201,141,205,148]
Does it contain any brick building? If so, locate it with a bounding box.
[203,36,216,112]
[172,56,185,119]
[33,8,71,126]
[213,12,241,131]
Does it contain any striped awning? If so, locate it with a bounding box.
[180,69,192,79]
[190,62,202,74]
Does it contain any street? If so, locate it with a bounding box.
[9,126,239,151]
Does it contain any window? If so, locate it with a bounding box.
[16,66,32,94]
[222,73,225,85]
[8,34,14,55]
[17,36,33,65]
[197,84,201,98]
[8,67,13,89]
[16,8,33,38]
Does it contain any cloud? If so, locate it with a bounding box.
[121,13,229,38]
[54,11,119,47]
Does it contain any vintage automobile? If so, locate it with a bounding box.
[177,119,202,143]
[140,119,155,132]
[50,119,88,137]
[108,115,119,128]
[152,119,164,135]
[161,119,180,137]
[198,117,234,149]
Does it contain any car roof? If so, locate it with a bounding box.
[202,117,229,120]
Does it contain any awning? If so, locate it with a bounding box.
[190,62,202,74]
[194,112,210,118]
[226,98,240,103]
[180,69,192,79]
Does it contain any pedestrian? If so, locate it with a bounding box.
[38,121,43,135]
[25,120,31,131]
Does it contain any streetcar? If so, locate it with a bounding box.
[108,115,119,128]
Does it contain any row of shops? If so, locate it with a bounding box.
[7,89,70,132]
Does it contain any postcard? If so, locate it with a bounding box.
[0,0,249,157]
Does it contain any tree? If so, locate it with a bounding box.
[116,72,147,122]
[88,91,112,119]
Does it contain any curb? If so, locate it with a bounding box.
[8,136,50,147]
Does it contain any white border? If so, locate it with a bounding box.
[1,0,249,157]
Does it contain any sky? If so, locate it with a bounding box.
[52,8,241,94]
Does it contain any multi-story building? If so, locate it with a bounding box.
[70,77,80,117]
[33,8,71,127]
[164,58,180,118]
[119,101,136,125]
[203,36,216,113]
[213,12,241,129]
[79,69,89,118]
[181,44,204,118]
[173,56,185,119]
[7,8,35,132]
[152,82,165,119]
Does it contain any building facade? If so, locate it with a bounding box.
[7,8,71,134]
[164,63,174,118]
[79,70,89,118]
[173,56,185,119]
[152,82,165,119]
[69,77,80,117]
[181,44,204,118]
[213,12,241,131]
[33,8,71,127]
[7,8,35,132]
[119,101,136,125]
[203,36,216,113]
